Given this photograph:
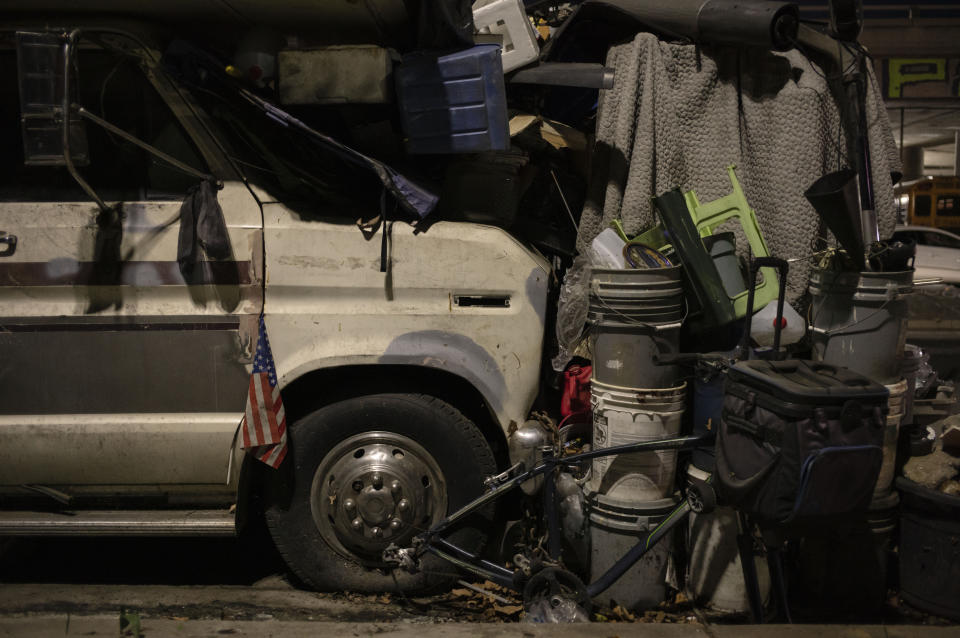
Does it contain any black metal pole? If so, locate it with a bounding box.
[737,511,765,623]
[542,451,562,560]
[560,434,707,465]
[428,538,517,588]
[899,107,904,164]
[767,543,794,623]
[427,435,706,538]
[848,62,879,251]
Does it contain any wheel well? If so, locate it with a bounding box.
[280,365,509,464]
[237,364,512,533]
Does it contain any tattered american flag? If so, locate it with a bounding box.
[240,315,288,468]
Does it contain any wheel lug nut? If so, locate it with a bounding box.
[351,518,363,531]
[372,526,383,538]
[372,473,383,489]
[344,498,356,511]
[390,480,401,495]
[390,519,402,531]
[351,480,363,492]
[398,499,410,512]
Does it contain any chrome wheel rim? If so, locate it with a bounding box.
[311,431,447,563]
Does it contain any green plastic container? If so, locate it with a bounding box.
[631,165,778,319]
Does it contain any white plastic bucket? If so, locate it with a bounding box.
[591,327,682,388]
[875,417,902,497]
[809,269,913,384]
[875,379,906,496]
[886,378,907,417]
[587,493,676,610]
[590,379,687,403]
[588,267,685,387]
[590,380,687,413]
[686,469,771,613]
[589,398,684,501]
[592,394,686,413]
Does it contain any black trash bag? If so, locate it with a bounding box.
[86,205,124,313]
[411,0,475,49]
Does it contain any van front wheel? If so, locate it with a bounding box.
[263,393,497,592]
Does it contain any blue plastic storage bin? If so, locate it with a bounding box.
[396,45,509,154]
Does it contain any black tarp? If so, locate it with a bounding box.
[411,0,475,49]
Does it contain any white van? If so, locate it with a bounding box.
[0,21,549,592]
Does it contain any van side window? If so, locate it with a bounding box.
[914,194,931,217]
[0,42,206,203]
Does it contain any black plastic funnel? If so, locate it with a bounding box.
[804,169,865,270]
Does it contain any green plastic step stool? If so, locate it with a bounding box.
[683,165,777,317]
[614,165,777,318]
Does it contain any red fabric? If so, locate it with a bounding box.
[561,365,592,417]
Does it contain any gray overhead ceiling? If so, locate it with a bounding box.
[889,108,960,148]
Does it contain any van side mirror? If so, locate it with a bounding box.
[16,31,89,166]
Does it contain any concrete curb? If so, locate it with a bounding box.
[0,616,958,638]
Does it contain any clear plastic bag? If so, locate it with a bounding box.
[552,255,591,371]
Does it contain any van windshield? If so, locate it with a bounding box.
[163,43,435,218]
[182,78,383,212]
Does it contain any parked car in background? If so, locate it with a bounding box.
[895,176,960,232]
[893,225,960,285]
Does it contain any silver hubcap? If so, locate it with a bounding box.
[311,431,446,562]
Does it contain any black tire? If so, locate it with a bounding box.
[688,480,717,514]
[263,393,497,592]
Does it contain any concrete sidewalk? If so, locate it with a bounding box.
[1,583,955,636]
[0,582,404,623]
[1,617,958,638]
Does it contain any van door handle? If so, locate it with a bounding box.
[0,232,16,257]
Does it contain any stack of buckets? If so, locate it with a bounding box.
[586,265,686,610]
[802,267,913,614]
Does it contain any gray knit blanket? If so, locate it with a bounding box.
[553,33,901,369]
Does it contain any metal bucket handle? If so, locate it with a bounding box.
[809,269,918,336]
[809,294,894,337]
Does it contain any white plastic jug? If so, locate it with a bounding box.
[750,299,806,346]
[590,228,626,269]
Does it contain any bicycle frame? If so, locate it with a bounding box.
[390,433,712,597]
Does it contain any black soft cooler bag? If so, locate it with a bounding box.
[716,359,888,524]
